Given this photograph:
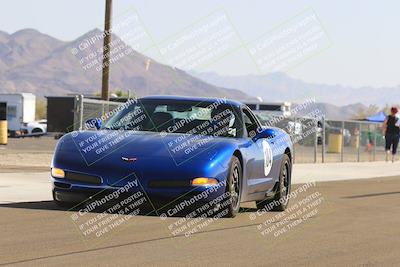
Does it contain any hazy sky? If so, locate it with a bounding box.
[1,0,399,88]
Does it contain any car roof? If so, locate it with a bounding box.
[139,95,243,108]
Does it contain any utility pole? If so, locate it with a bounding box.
[101,0,113,101]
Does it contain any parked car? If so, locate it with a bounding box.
[21,119,47,135]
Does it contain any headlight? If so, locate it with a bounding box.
[51,168,65,178]
[191,177,218,186]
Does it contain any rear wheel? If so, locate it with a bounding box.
[32,128,43,138]
[224,156,242,218]
[32,128,43,133]
[256,154,291,211]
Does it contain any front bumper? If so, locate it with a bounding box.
[52,178,226,209]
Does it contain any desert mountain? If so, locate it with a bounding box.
[191,71,400,107]
[0,29,254,100]
[1,28,391,119]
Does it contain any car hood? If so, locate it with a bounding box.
[52,131,238,186]
[60,130,237,161]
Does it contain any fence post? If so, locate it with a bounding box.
[357,122,361,162]
[292,116,296,164]
[78,95,84,130]
[373,124,377,161]
[314,118,318,163]
[322,116,326,163]
[341,121,345,162]
[73,94,84,131]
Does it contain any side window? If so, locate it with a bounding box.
[242,108,259,137]
[7,106,17,118]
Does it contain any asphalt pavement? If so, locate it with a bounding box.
[0,173,399,266]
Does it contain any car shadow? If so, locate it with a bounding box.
[342,191,400,199]
[0,200,264,217]
[0,200,64,211]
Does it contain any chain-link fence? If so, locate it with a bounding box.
[73,95,122,131]
[256,112,385,164]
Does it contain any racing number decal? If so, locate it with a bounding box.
[262,139,273,176]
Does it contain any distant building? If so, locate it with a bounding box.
[244,101,292,117]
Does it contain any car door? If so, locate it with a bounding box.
[241,107,276,194]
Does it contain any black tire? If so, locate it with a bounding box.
[224,156,242,218]
[256,154,291,211]
[32,128,43,138]
[52,191,72,209]
[32,128,43,133]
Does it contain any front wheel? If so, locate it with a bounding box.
[52,191,72,209]
[256,154,291,211]
[224,156,242,218]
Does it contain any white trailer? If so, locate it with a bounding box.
[0,93,36,134]
[245,101,292,117]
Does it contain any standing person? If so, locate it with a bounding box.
[383,107,400,162]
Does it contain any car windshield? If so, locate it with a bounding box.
[101,99,241,138]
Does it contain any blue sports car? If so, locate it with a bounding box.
[51,96,293,217]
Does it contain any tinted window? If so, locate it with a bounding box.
[242,108,259,137]
[102,99,240,138]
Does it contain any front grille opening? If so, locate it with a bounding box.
[148,180,191,188]
[54,182,71,189]
[65,172,102,185]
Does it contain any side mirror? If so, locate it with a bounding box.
[85,118,102,130]
[252,128,276,140]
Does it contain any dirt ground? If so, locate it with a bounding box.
[0,136,56,172]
